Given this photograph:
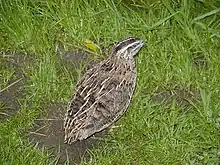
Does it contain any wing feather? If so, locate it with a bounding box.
[64,58,136,144]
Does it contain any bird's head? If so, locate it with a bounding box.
[111,37,145,59]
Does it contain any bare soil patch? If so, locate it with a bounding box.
[0,53,33,120]
[29,103,107,164]
[151,85,200,111]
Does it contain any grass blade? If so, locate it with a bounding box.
[147,12,180,30]
[192,8,220,23]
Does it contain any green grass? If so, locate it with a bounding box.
[0,0,220,164]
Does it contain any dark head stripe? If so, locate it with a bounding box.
[113,37,140,53]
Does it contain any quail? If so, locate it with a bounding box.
[64,37,145,144]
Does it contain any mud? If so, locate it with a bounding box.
[56,41,102,70]
[29,103,107,164]
[0,77,25,120]
[57,41,90,62]
[0,53,32,120]
[151,85,200,111]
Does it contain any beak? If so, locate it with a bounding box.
[138,40,145,47]
[135,40,145,52]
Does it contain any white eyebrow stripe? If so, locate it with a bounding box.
[118,41,140,54]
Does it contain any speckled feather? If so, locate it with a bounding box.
[64,37,144,144]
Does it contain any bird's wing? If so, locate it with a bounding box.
[64,59,136,144]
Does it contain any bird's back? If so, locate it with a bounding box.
[64,56,136,144]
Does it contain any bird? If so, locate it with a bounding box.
[64,37,145,144]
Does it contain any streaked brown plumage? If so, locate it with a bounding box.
[64,37,145,144]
